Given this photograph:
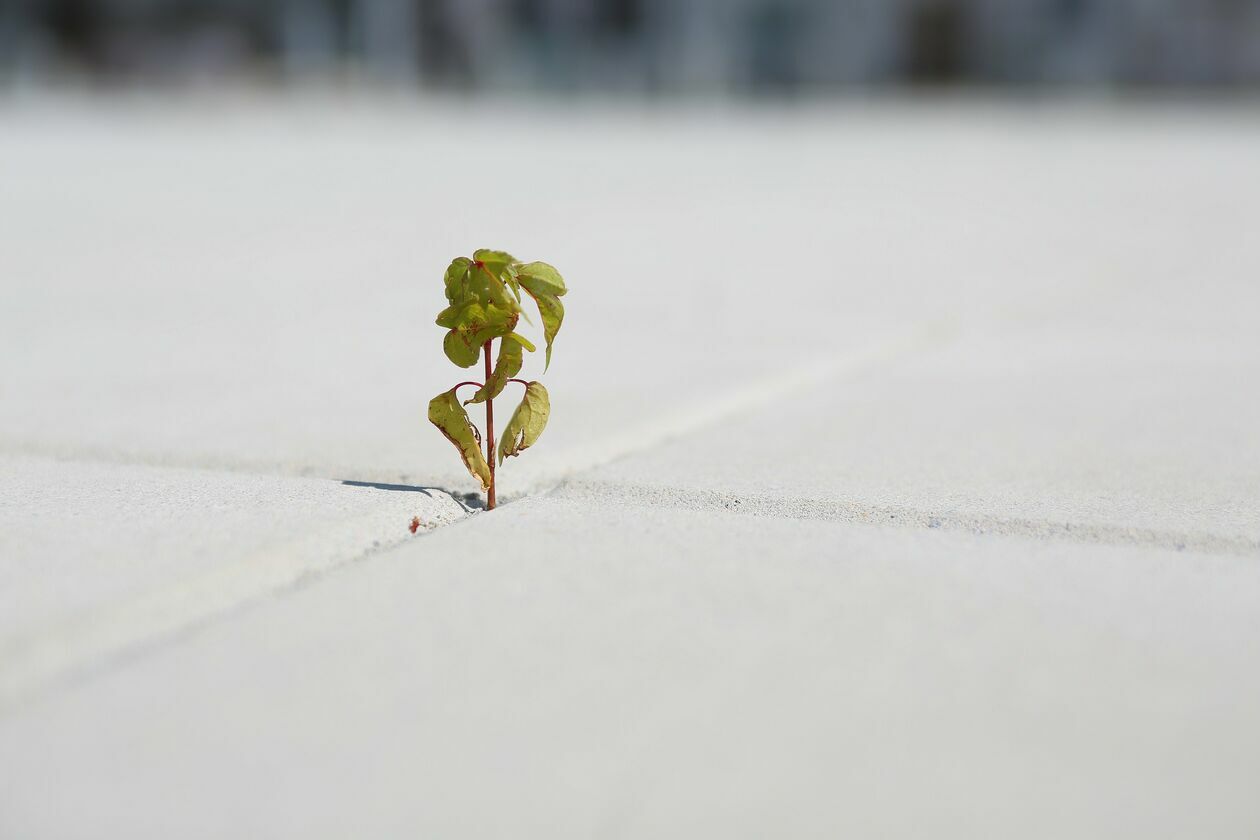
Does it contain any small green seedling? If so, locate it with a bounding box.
[428,249,567,510]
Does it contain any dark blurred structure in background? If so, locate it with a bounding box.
[2,0,1259,92]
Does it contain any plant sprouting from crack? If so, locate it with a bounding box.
[427,249,566,510]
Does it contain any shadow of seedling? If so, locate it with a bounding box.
[339,480,485,511]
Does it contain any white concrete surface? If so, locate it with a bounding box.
[5,500,1259,839]
[1,96,1258,838]
[0,454,469,707]
[585,284,1260,554]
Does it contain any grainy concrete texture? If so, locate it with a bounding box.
[1,97,1258,839]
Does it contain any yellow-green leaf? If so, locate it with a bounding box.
[473,249,516,275]
[441,302,518,368]
[524,288,564,370]
[466,333,531,404]
[442,330,481,368]
[443,257,473,305]
[435,299,474,329]
[516,261,566,296]
[473,266,517,312]
[428,390,492,491]
[499,381,550,465]
[438,252,523,367]
[516,262,567,369]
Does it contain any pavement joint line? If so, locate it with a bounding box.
[0,322,955,714]
[0,322,954,488]
[0,319,979,716]
[0,492,476,717]
[551,479,1260,559]
[518,320,960,492]
[0,440,454,488]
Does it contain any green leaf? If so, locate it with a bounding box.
[498,381,550,465]
[472,268,512,308]
[428,390,492,491]
[516,261,567,296]
[466,333,531,404]
[488,255,522,303]
[443,331,482,368]
[473,249,516,275]
[522,288,564,370]
[435,299,475,329]
[441,302,518,368]
[469,257,519,313]
[444,257,474,305]
[516,263,567,370]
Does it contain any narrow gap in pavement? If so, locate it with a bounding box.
[548,480,1260,559]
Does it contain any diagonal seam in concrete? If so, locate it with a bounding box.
[552,479,1260,559]
[0,323,954,715]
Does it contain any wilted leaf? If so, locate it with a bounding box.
[441,302,518,368]
[474,250,517,302]
[517,262,567,370]
[428,390,492,491]
[498,381,550,464]
[438,253,520,365]
[516,261,566,296]
[444,257,474,305]
[510,332,537,353]
[467,333,533,404]
[470,262,518,312]
[435,298,475,329]
[527,292,564,370]
[473,249,516,276]
[442,331,481,368]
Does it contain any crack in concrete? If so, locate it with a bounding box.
[0,479,473,716]
[0,324,954,714]
[551,479,1260,559]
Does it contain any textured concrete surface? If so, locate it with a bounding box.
[0,454,469,706]
[586,285,1260,554]
[4,500,1259,839]
[1,97,1259,838]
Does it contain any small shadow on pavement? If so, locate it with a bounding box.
[339,480,485,511]
[341,480,437,494]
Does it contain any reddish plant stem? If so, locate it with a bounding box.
[483,340,496,510]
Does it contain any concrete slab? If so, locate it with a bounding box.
[583,278,1260,554]
[1,498,1257,838]
[4,100,1257,494]
[0,454,469,707]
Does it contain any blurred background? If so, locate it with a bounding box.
[3,0,1260,93]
